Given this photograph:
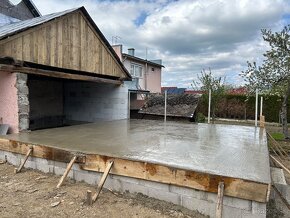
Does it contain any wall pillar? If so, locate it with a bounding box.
[16,73,29,132]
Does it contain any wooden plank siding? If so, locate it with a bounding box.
[0,11,125,78]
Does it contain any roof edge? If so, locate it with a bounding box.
[23,0,41,17]
[122,53,164,68]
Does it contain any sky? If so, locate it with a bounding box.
[27,0,290,89]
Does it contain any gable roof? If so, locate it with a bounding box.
[0,8,76,40]
[23,0,41,17]
[0,7,131,79]
[123,53,164,68]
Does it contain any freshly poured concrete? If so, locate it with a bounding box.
[2,119,271,184]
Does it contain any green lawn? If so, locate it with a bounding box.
[271,132,284,141]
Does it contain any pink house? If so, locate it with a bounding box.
[112,45,164,94]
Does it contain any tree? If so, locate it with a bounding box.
[192,68,226,123]
[240,25,290,138]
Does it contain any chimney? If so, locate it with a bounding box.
[128,48,135,56]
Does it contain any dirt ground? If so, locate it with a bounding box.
[0,163,206,218]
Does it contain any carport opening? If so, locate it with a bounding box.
[27,74,127,131]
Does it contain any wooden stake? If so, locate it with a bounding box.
[270,155,290,176]
[216,182,224,218]
[87,190,92,205]
[260,115,265,128]
[56,155,77,188]
[14,147,33,173]
[92,160,114,202]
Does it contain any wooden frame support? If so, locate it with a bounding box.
[56,155,77,188]
[270,155,290,176]
[0,138,269,203]
[92,160,114,202]
[14,146,33,173]
[216,182,224,218]
[87,190,93,205]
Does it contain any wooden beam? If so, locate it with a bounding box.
[0,138,269,203]
[260,115,265,128]
[87,190,93,205]
[14,147,33,173]
[57,155,77,188]
[92,160,114,202]
[0,64,122,85]
[216,182,224,218]
[270,155,290,176]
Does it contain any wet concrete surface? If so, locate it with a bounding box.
[2,119,271,184]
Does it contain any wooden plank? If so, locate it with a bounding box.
[0,138,269,203]
[82,154,268,203]
[0,138,85,164]
[92,160,114,202]
[57,155,77,188]
[0,65,122,85]
[270,154,290,176]
[14,147,33,173]
[87,190,92,205]
[216,182,224,218]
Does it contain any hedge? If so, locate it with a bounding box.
[196,94,290,123]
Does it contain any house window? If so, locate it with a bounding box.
[130,64,143,78]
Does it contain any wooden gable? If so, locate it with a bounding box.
[0,9,129,79]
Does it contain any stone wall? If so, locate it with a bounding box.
[16,73,29,132]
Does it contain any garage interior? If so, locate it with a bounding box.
[27,74,128,130]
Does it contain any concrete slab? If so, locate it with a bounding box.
[2,119,271,184]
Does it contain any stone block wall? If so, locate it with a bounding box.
[16,73,29,132]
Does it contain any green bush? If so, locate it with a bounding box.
[196,113,206,123]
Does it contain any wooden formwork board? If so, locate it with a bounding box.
[0,138,269,203]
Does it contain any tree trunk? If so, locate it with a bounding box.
[281,82,290,139]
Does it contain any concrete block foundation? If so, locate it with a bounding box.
[0,150,266,218]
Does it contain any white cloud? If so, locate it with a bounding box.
[32,0,290,88]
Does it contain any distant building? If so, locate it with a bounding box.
[0,0,40,25]
[112,45,164,95]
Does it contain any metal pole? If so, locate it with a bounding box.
[208,89,211,124]
[128,91,130,119]
[255,89,258,127]
[164,90,167,122]
[260,96,263,116]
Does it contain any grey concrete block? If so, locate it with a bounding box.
[169,185,200,198]
[73,170,100,185]
[207,192,252,210]
[35,157,53,173]
[181,196,215,217]
[148,188,181,205]
[139,179,170,192]
[120,180,150,196]
[25,159,37,169]
[223,205,242,218]
[251,201,266,217]
[6,152,21,166]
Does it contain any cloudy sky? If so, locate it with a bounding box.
[29,0,290,88]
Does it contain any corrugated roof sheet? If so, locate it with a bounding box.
[0,8,78,40]
[0,14,20,27]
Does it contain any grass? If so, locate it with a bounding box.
[271,132,284,141]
